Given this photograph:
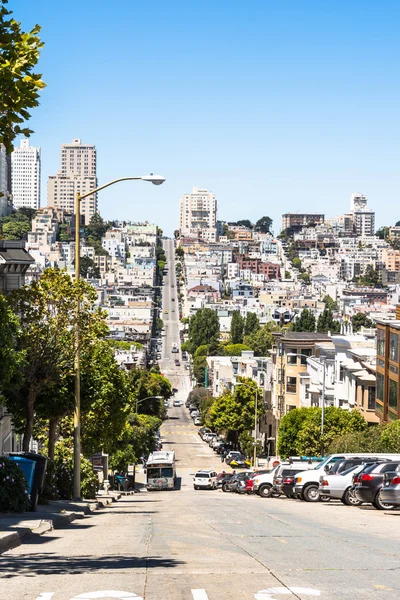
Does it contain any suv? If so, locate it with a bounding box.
[294,453,400,502]
[254,462,313,498]
[193,470,218,490]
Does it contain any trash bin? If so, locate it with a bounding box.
[9,452,48,511]
[7,456,36,497]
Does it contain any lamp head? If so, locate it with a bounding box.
[142,174,166,186]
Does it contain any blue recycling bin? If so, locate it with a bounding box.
[9,452,47,511]
[8,456,36,495]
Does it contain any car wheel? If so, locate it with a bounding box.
[342,488,361,506]
[302,484,320,502]
[259,485,272,498]
[320,495,331,502]
[222,483,230,492]
[194,486,198,490]
[372,490,395,510]
[271,491,281,498]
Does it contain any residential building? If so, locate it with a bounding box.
[48,138,97,224]
[179,187,217,235]
[0,144,12,218]
[350,193,375,237]
[375,319,400,422]
[11,139,41,210]
[281,213,324,231]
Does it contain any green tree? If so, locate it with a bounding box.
[317,308,340,333]
[1,219,31,239]
[284,270,291,279]
[188,308,220,354]
[323,294,338,311]
[3,268,107,450]
[173,229,180,239]
[292,257,302,270]
[74,256,100,279]
[0,294,21,390]
[244,321,280,356]
[243,312,260,336]
[127,368,171,418]
[85,213,108,241]
[0,1,45,153]
[254,216,273,233]
[351,313,373,332]
[175,246,184,259]
[58,223,71,242]
[230,311,244,344]
[359,265,381,287]
[292,308,316,332]
[377,420,400,452]
[327,427,383,453]
[223,343,251,356]
[277,407,312,458]
[193,355,208,385]
[375,226,389,240]
[236,219,253,228]
[300,272,311,285]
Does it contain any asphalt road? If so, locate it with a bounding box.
[2,240,400,600]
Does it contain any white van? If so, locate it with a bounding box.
[294,453,400,502]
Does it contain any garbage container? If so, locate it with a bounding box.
[7,456,36,497]
[9,452,48,511]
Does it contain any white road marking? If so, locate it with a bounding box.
[255,588,320,599]
[191,590,209,600]
[35,595,54,600]
[69,592,142,599]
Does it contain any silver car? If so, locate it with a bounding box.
[381,470,400,507]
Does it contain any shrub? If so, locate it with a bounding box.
[0,456,31,513]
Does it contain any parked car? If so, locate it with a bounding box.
[253,464,284,498]
[280,475,298,498]
[273,463,316,496]
[191,411,200,420]
[193,470,218,490]
[319,463,379,505]
[225,451,243,464]
[211,437,225,450]
[156,353,162,360]
[380,470,400,508]
[204,432,217,443]
[173,399,181,407]
[217,472,235,488]
[216,443,235,455]
[194,417,202,426]
[198,427,211,437]
[222,471,253,493]
[355,462,400,509]
[228,455,251,469]
[175,359,180,366]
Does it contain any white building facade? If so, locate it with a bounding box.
[179,187,217,235]
[11,139,41,210]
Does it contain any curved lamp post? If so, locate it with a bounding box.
[73,174,165,499]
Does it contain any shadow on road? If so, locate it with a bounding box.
[0,554,185,578]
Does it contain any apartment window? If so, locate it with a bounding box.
[376,372,384,403]
[389,378,398,411]
[377,328,385,357]
[367,386,376,410]
[300,348,312,365]
[390,332,399,362]
[287,349,297,365]
[286,376,297,394]
[286,405,296,413]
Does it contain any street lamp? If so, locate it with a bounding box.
[73,174,165,499]
[135,395,164,414]
[233,382,259,468]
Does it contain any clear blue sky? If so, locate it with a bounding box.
[16,0,400,234]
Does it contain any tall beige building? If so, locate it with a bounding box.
[47,138,97,224]
[179,187,217,236]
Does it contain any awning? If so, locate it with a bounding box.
[353,370,376,382]
[308,384,321,393]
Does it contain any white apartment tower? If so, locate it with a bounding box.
[350,192,375,237]
[11,139,41,210]
[47,138,97,224]
[179,187,217,236]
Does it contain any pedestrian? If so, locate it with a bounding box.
[220,453,225,463]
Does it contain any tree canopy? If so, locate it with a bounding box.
[351,313,373,332]
[244,321,280,356]
[243,312,260,336]
[0,1,45,153]
[292,308,316,332]
[316,308,340,333]
[254,216,273,233]
[187,308,220,354]
[230,311,244,344]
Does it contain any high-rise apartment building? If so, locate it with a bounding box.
[179,187,217,236]
[11,139,41,210]
[281,213,325,231]
[47,138,97,224]
[350,193,375,237]
[0,144,12,218]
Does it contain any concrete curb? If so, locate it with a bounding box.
[0,520,53,554]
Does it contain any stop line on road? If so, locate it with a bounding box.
[36,587,321,600]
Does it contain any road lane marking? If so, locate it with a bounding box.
[191,590,209,600]
[255,588,320,599]
[69,592,142,599]
[36,595,54,600]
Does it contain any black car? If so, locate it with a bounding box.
[216,443,235,455]
[354,461,400,509]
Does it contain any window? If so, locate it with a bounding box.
[286,376,297,394]
[365,385,375,410]
[287,349,297,365]
[300,348,312,365]
[389,379,398,411]
[377,328,385,357]
[390,332,399,362]
[376,372,384,403]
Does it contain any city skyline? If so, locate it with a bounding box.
[14,0,400,234]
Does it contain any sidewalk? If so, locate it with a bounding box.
[0,494,119,554]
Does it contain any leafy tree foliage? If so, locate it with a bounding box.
[236,219,253,228]
[85,213,108,241]
[0,294,21,390]
[316,308,340,333]
[300,272,311,285]
[378,420,400,452]
[223,343,251,356]
[0,1,45,153]
[3,268,107,450]
[254,216,273,233]
[127,367,171,418]
[322,294,338,311]
[0,209,35,239]
[175,246,184,258]
[292,257,302,269]
[375,226,389,240]
[278,407,367,458]
[188,308,220,354]
[75,256,100,279]
[244,321,281,356]
[351,313,373,332]
[357,265,381,287]
[292,308,316,332]
[243,312,260,336]
[230,311,244,344]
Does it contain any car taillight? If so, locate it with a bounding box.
[391,476,400,485]
[321,480,329,486]
[361,474,373,482]
[283,478,292,484]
